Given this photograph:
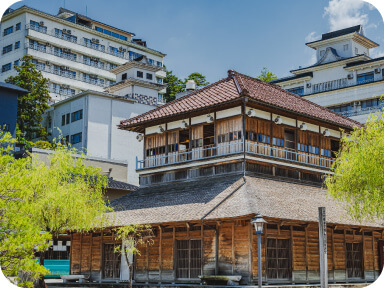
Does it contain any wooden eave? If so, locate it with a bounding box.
[305,33,378,50]
[119,95,353,134]
[109,61,164,74]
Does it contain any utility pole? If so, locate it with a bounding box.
[319,207,328,288]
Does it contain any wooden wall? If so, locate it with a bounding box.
[70,219,384,284]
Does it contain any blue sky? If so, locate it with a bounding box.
[7,0,384,82]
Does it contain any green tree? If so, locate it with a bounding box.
[325,112,384,221]
[5,55,51,141]
[184,72,210,89]
[163,66,185,103]
[256,67,278,82]
[0,134,111,287]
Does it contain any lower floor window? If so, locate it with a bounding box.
[346,242,363,278]
[266,238,291,280]
[102,243,121,279]
[176,239,202,279]
[71,133,82,144]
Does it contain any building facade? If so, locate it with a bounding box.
[0,6,166,104]
[68,71,384,286]
[271,25,384,124]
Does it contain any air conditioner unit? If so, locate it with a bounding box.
[122,48,127,52]
[39,21,44,26]
[347,73,354,79]
[374,67,381,74]
[206,115,214,123]
[91,38,97,43]
[247,109,257,117]
[299,123,307,131]
[62,84,69,88]
[46,42,51,46]
[67,30,71,34]
[322,129,331,137]
[63,29,67,33]
[274,116,283,125]
[306,83,311,88]
[136,134,144,142]
[95,39,100,43]
[119,46,124,51]
[46,61,51,66]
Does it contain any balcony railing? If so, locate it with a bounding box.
[292,76,384,96]
[136,140,335,170]
[27,43,114,71]
[26,24,165,69]
[338,103,384,117]
[35,64,111,88]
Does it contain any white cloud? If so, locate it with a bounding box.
[305,31,320,43]
[324,0,369,31]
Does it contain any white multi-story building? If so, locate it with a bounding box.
[0,6,167,104]
[45,54,168,185]
[271,25,384,123]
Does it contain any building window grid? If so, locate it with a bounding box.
[357,72,374,85]
[54,28,78,43]
[15,41,20,49]
[30,20,47,33]
[2,44,13,54]
[287,86,304,96]
[15,23,21,31]
[3,26,13,36]
[71,133,82,144]
[2,63,12,73]
[71,110,83,122]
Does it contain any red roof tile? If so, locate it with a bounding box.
[119,70,361,130]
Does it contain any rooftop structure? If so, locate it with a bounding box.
[272,25,384,123]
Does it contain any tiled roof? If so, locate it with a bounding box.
[107,178,138,191]
[119,70,361,130]
[109,174,381,228]
[321,25,362,41]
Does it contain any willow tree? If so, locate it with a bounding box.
[0,133,111,287]
[325,112,384,221]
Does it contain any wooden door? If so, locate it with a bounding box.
[346,242,363,279]
[379,240,384,271]
[176,239,202,279]
[102,243,121,279]
[266,238,291,281]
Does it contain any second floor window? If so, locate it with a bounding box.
[15,41,20,49]
[122,73,127,80]
[287,86,304,96]
[3,26,13,36]
[30,20,47,33]
[2,44,13,54]
[2,63,11,73]
[15,23,21,31]
[137,71,143,78]
[54,28,77,43]
[357,72,374,85]
[146,73,153,80]
[71,110,83,122]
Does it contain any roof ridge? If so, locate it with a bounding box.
[232,71,362,127]
[120,77,232,126]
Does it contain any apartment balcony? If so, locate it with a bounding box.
[136,140,334,171]
[338,103,384,117]
[26,45,115,80]
[26,24,165,70]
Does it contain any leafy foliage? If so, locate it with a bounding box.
[33,141,54,150]
[184,72,209,89]
[256,67,278,82]
[163,66,209,102]
[114,225,154,288]
[325,112,384,221]
[5,55,51,141]
[0,134,111,287]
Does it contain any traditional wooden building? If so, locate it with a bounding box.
[69,70,384,286]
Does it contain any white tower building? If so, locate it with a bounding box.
[271,25,383,123]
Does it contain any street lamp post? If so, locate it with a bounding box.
[251,214,267,288]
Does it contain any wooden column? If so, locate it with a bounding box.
[69,233,73,275]
[89,233,93,275]
[362,230,366,280]
[332,228,336,282]
[159,226,162,282]
[232,222,235,274]
[201,224,204,277]
[305,226,309,283]
[172,226,176,281]
[79,234,83,274]
[249,221,253,280]
[290,225,294,283]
